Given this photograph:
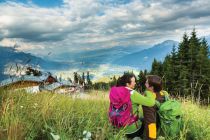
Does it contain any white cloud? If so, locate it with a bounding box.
[0,38,45,52]
[63,0,101,18]
[0,0,210,56]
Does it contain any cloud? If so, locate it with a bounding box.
[0,0,210,56]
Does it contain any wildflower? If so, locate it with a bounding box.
[157,136,165,140]
[83,130,91,140]
[20,106,23,108]
[50,132,60,140]
[83,131,87,135]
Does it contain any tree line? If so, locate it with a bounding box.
[73,29,210,103]
[149,29,210,103]
[72,71,118,90]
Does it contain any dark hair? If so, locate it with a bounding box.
[146,75,162,92]
[116,72,136,87]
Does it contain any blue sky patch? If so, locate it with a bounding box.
[0,0,63,7]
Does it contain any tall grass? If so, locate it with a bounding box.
[180,99,210,140]
[0,89,209,140]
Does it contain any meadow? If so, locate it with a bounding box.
[0,89,209,140]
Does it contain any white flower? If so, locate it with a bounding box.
[20,106,23,108]
[86,132,91,138]
[83,130,87,135]
[83,130,91,140]
[50,132,60,140]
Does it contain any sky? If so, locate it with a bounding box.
[1,0,210,56]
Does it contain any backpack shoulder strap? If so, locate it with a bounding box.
[155,90,170,108]
[160,90,170,100]
[155,100,161,108]
[125,87,134,94]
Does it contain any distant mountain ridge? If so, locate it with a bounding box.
[49,45,147,68]
[0,35,210,80]
[113,40,179,70]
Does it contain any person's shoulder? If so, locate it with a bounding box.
[130,89,141,95]
[145,90,156,96]
[125,87,135,94]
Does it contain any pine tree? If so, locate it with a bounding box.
[162,55,173,91]
[109,75,117,87]
[161,29,210,103]
[196,38,210,100]
[78,74,84,85]
[177,33,190,95]
[86,71,92,89]
[188,29,201,98]
[150,59,163,76]
[171,45,179,78]
[82,72,85,86]
[137,70,146,92]
[178,33,190,66]
[74,72,78,84]
[144,69,148,75]
[113,76,117,83]
[171,44,182,94]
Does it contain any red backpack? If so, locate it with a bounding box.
[108,86,138,128]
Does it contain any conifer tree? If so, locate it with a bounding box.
[73,72,78,84]
[196,38,210,100]
[82,72,85,85]
[137,70,146,92]
[177,33,190,95]
[159,29,210,103]
[188,29,201,98]
[109,75,117,87]
[150,59,163,76]
[86,71,92,89]
[162,55,173,91]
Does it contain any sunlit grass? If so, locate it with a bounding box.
[0,89,209,140]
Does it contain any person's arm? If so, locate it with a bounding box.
[130,90,155,107]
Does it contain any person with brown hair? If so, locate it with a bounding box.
[109,72,156,139]
[142,75,169,140]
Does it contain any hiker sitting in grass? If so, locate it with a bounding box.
[142,75,169,140]
[108,72,156,139]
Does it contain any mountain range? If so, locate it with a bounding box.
[0,36,209,80]
[113,40,179,70]
[48,45,147,68]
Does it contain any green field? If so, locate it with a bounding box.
[0,90,209,140]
